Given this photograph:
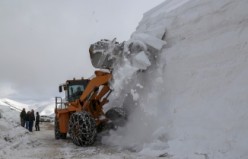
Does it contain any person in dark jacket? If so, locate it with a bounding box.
[25,111,30,130]
[35,112,40,131]
[20,108,26,127]
[29,109,35,132]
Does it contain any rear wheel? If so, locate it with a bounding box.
[60,133,67,139]
[68,112,97,146]
[54,119,60,139]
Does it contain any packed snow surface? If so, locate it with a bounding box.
[0,103,164,159]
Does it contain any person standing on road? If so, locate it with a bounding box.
[29,109,35,132]
[20,108,26,127]
[35,112,40,131]
[25,111,30,130]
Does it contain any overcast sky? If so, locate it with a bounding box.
[0,0,164,103]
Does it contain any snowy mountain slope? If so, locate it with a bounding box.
[39,103,55,117]
[30,99,55,117]
[102,0,248,159]
[0,98,29,112]
[0,100,8,106]
[0,99,29,123]
[0,98,55,117]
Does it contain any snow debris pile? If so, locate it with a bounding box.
[103,0,248,158]
[0,99,55,158]
[0,104,36,158]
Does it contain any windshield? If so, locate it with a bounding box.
[67,84,85,102]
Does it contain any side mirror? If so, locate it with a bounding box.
[59,86,62,92]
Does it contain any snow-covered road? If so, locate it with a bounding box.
[0,122,167,159]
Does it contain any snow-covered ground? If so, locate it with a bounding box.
[1,0,248,158]
[0,104,165,159]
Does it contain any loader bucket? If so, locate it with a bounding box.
[89,39,121,69]
[89,47,114,69]
[89,38,160,71]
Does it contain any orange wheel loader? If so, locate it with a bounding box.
[54,39,127,146]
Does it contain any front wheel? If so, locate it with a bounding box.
[68,112,97,146]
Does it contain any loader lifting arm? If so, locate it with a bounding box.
[78,71,112,124]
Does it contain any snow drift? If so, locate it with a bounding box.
[0,103,34,159]
[102,0,248,158]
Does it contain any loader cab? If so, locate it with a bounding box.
[59,79,90,102]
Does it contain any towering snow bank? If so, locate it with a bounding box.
[155,0,248,158]
[103,0,248,158]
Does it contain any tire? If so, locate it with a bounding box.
[60,133,67,139]
[68,112,96,146]
[105,107,127,127]
[54,119,60,140]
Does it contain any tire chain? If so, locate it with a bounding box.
[68,111,97,146]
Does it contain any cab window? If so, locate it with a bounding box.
[68,85,85,102]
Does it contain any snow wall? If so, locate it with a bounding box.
[102,0,248,159]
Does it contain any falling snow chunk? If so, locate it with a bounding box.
[131,89,139,101]
[131,51,151,70]
[155,77,163,84]
[131,33,166,51]
[136,83,144,89]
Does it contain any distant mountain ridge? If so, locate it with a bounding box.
[0,98,29,112]
[0,98,54,116]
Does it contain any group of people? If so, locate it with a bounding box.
[20,108,40,132]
